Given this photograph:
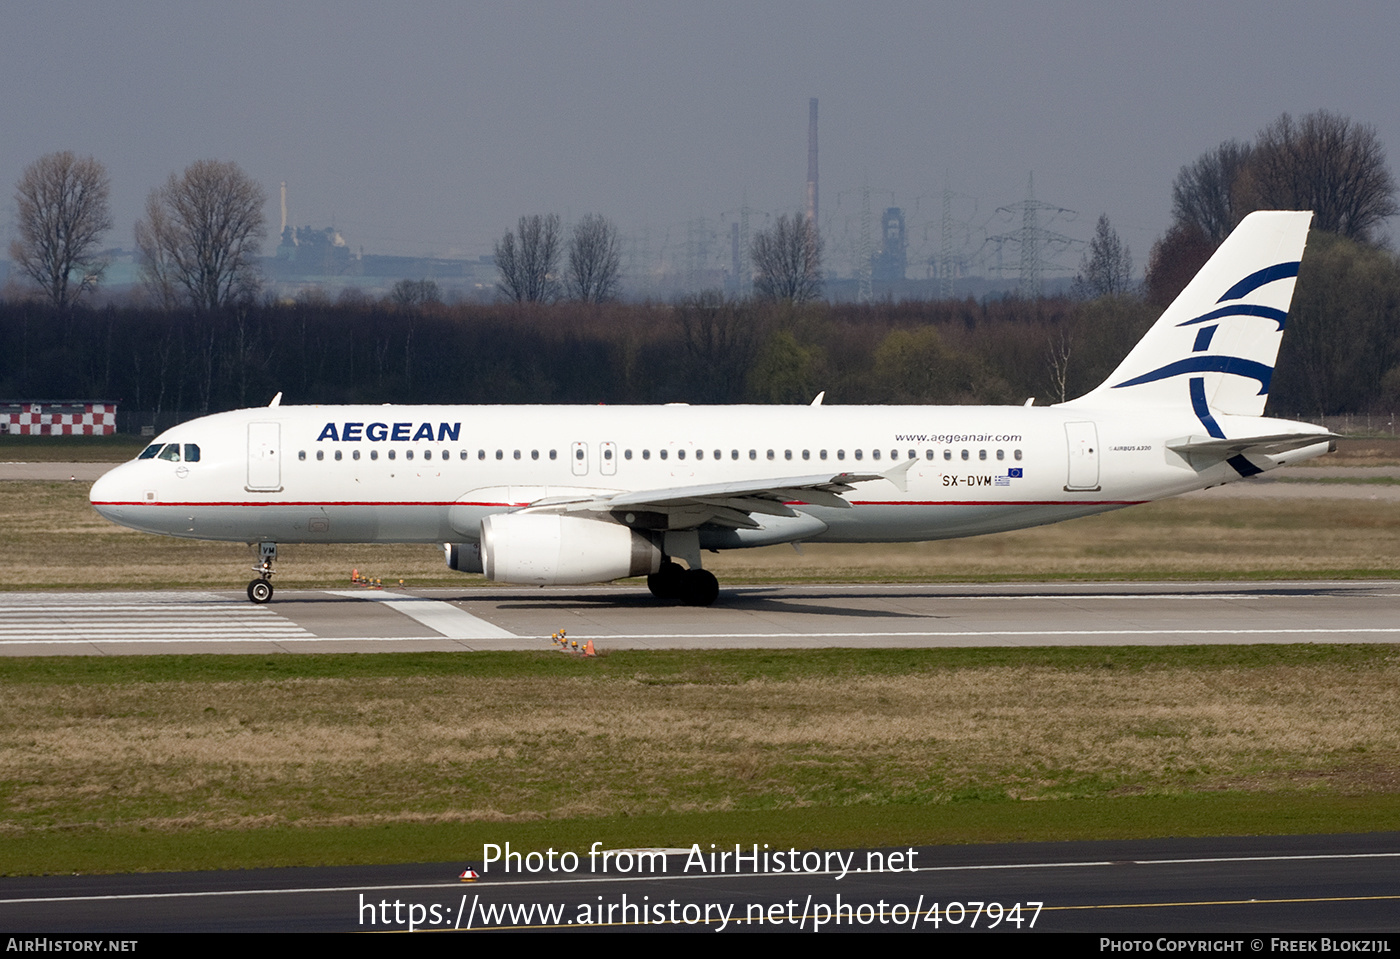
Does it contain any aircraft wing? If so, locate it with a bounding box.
[523,468,899,530]
[1167,432,1339,457]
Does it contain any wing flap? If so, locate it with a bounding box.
[520,469,892,529]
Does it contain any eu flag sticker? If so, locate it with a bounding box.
[1008,468,1023,478]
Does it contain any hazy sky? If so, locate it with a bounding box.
[4,1,1398,278]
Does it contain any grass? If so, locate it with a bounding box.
[3,481,1400,590]
[0,438,1396,875]
[0,434,147,462]
[1,646,1399,874]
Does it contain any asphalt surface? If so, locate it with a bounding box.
[1,580,1398,655]
[3,833,1397,933]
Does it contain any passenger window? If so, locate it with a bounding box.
[820,450,828,460]
[944,449,952,461]
[513,450,521,460]
[979,449,987,461]
[925,449,934,460]
[802,450,810,460]
[497,450,504,460]
[1015,449,1023,461]
[695,449,703,460]
[138,444,162,460]
[316,450,324,461]
[459,450,467,460]
[574,449,582,460]
[713,450,721,460]
[855,450,863,460]
[298,450,306,461]
[766,450,775,460]
[625,449,633,460]
[388,450,396,461]
[423,450,431,460]
[354,450,361,461]
[442,449,449,461]
[660,450,668,460]
[334,450,342,461]
[837,450,845,460]
[371,450,378,461]
[907,449,915,459]
[749,450,756,460]
[961,449,969,461]
[872,449,881,460]
[731,450,739,460]
[184,444,200,462]
[406,450,413,460]
[997,449,1005,460]
[478,450,486,460]
[532,450,540,460]
[643,449,650,460]
[549,450,557,460]
[677,449,685,460]
[158,444,181,462]
[784,450,792,460]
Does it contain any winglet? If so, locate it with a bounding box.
[268,392,283,408]
[881,458,917,493]
[810,391,825,406]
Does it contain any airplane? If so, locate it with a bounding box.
[90,211,1333,606]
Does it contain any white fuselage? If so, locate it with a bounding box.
[88,402,1330,549]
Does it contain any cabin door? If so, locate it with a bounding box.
[247,422,282,491]
[1064,421,1100,491]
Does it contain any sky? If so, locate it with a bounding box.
[3,1,1399,280]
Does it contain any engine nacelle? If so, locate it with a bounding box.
[480,513,662,585]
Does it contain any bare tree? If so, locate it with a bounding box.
[9,152,112,310]
[566,213,622,302]
[1071,214,1134,298]
[389,278,441,308]
[135,160,267,311]
[750,212,822,302]
[1252,111,1398,242]
[495,213,561,303]
[1171,139,1255,243]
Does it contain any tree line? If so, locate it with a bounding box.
[5,109,1399,418]
[1,288,1393,419]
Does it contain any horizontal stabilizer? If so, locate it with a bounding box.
[1167,432,1338,457]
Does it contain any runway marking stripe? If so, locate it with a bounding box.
[566,627,1400,639]
[4,851,1398,905]
[324,590,515,639]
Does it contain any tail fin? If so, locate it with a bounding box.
[1062,211,1312,425]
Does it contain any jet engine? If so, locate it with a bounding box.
[479,513,662,585]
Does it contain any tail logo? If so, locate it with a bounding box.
[1111,259,1299,396]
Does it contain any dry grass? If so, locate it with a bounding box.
[4,482,1399,589]
[3,662,1398,835]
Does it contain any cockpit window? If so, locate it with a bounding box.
[183,444,200,463]
[158,444,181,462]
[138,444,162,460]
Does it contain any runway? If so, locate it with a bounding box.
[3,580,1399,655]
[4,833,1398,932]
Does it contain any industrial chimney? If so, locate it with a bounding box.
[805,98,819,237]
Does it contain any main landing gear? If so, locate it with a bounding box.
[646,559,720,607]
[247,542,277,604]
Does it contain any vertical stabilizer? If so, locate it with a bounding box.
[1062,211,1312,422]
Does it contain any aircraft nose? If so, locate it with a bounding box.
[89,463,136,522]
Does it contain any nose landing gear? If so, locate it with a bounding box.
[247,542,277,604]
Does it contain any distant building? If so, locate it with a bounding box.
[1,401,118,435]
[871,207,907,282]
